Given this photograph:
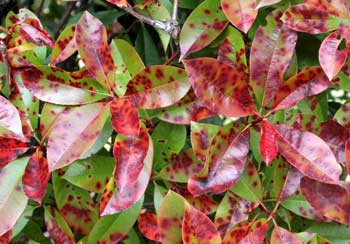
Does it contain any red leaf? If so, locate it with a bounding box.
[301,177,350,224]
[50,25,77,65]
[260,120,278,165]
[188,124,249,196]
[183,58,255,118]
[0,230,12,244]
[346,140,350,175]
[106,0,128,7]
[272,67,330,112]
[22,149,50,204]
[271,226,303,244]
[0,95,25,140]
[113,126,149,192]
[75,11,116,91]
[275,124,341,184]
[319,28,350,80]
[138,211,163,242]
[110,97,140,136]
[279,166,303,201]
[17,21,54,47]
[0,137,28,167]
[182,204,221,244]
[250,9,298,107]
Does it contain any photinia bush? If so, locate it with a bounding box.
[1,0,350,243]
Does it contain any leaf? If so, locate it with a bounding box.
[319,28,350,81]
[260,120,278,165]
[188,124,249,196]
[214,191,250,239]
[44,206,76,244]
[250,9,298,107]
[301,177,350,224]
[182,203,221,244]
[256,0,282,8]
[0,137,29,167]
[113,126,149,192]
[39,103,65,137]
[53,172,98,235]
[179,0,228,59]
[138,211,163,242]
[47,102,109,171]
[135,26,161,66]
[88,197,143,244]
[126,65,190,109]
[306,222,350,243]
[50,25,77,65]
[221,0,257,33]
[106,0,128,7]
[21,66,110,105]
[279,166,303,201]
[275,124,341,184]
[272,67,330,112]
[22,149,49,204]
[271,226,303,244]
[0,95,24,139]
[334,102,350,128]
[183,58,255,117]
[62,155,114,193]
[76,11,116,91]
[0,157,29,236]
[0,230,12,244]
[16,21,54,47]
[101,131,153,215]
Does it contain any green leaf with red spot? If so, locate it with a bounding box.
[101,130,153,215]
[88,197,143,244]
[182,203,221,244]
[281,1,350,34]
[260,120,278,165]
[39,103,65,137]
[188,123,249,196]
[44,206,75,244]
[179,0,228,59]
[50,25,77,65]
[190,122,220,162]
[0,95,25,140]
[7,47,42,68]
[158,191,186,244]
[47,102,110,171]
[0,157,29,236]
[53,172,98,235]
[138,211,163,242]
[319,28,350,81]
[0,137,29,167]
[271,226,303,244]
[21,65,110,105]
[275,124,341,184]
[222,219,269,244]
[110,97,140,136]
[126,65,190,109]
[214,191,250,239]
[183,58,256,117]
[250,9,298,107]
[22,149,49,204]
[301,177,350,224]
[271,67,330,112]
[75,11,116,91]
[334,102,350,128]
[62,155,114,193]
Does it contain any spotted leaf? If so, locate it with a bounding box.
[126,65,190,109]
[275,124,341,184]
[179,0,228,59]
[272,67,330,112]
[39,103,65,137]
[47,102,110,171]
[0,95,24,140]
[138,211,163,242]
[271,226,303,244]
[15,21,54,47]
[183,58,255,118]
[76,11,116,91]
[0,137,29,167]
[250,9,298,107]
[260,120,278,165]
[279,166,303,201]
[334,103,350,128]
[50,25,77,65]
[106,0,128,7]
[256,0,282,8]
[301,177,350,224]
[188,123,249,196]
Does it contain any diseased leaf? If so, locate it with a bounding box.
[106,0,128,7]
[221,0,257,33]
[301,177,350,224]
[271,226,303,244]
[22,149,49,204]
[272,67,330,112]
[279,166,303,201]
[15,21,54,47]
[256,0,282,8]
[334,102,350,128]
[0,95,24,139]
[260,120,278,165]
[183,58,255,117]
[40,103,65,137]
[0,137,29,167]
[250,9,298,107]
[76,11,116,91]
[182,203,221,244]
[47,102,109,171]
[138,211,163,242]
[50,25,77,65]
[126,65,190,109]
[0,230,12,244]
[275,124,341,184]
[179,0,228,59]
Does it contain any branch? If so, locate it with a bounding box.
[0,41,10,87]
[53,1,75,38]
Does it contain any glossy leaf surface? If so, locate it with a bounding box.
[271,226,303,244]
[0,95,24,139]
[260,120,278,164]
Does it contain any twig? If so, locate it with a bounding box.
[53,1,75,38]
[172,0,178,23]
[36,0,45,18]
[0,41,10,87]
[164,50,179,65]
